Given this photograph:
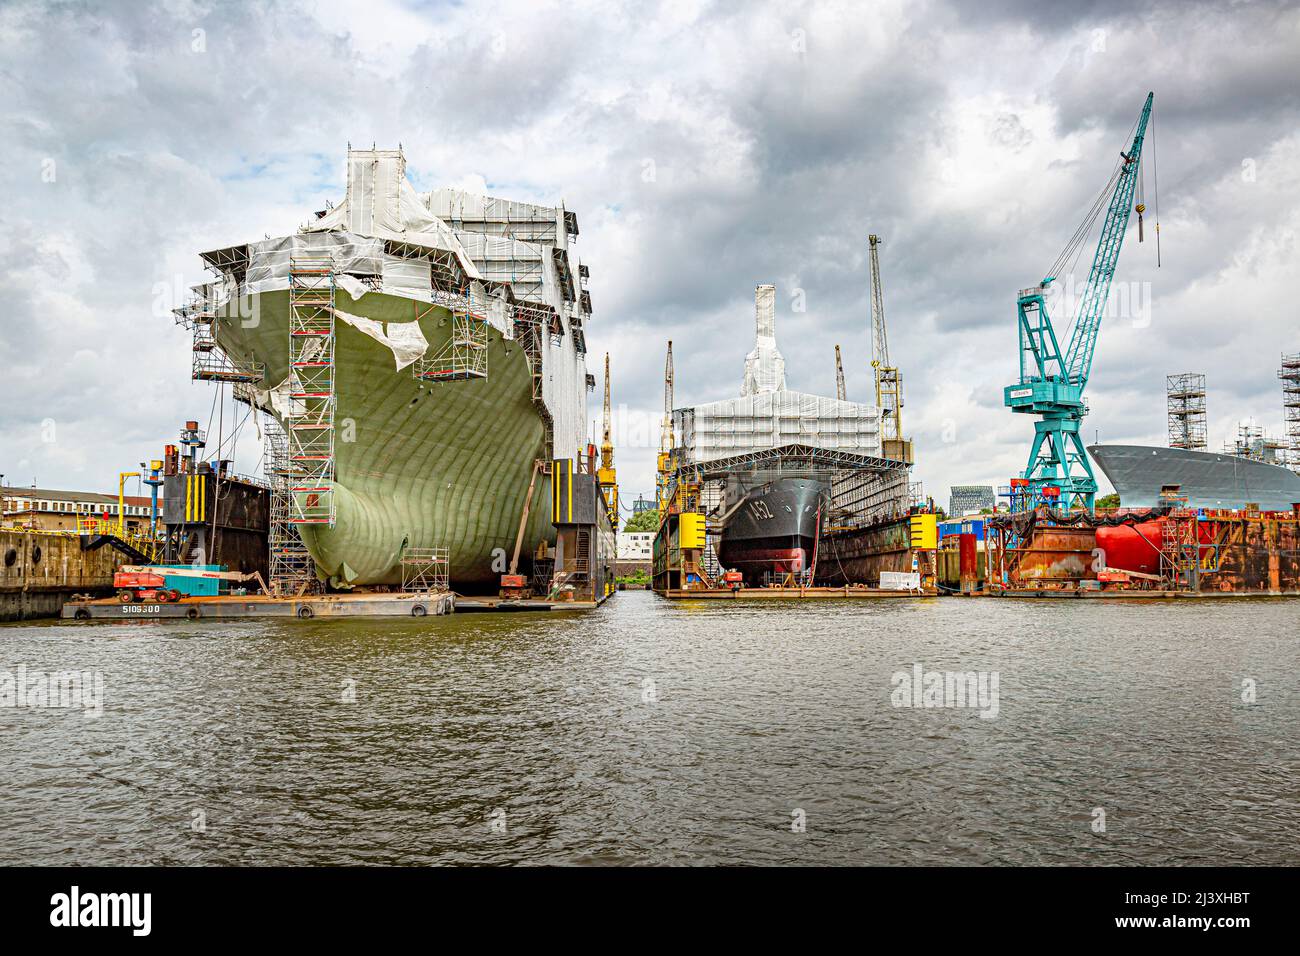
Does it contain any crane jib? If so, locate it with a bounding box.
[1004,91,1155,512]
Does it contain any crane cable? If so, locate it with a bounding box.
[1054,106,1151,353]
[1044,106,1145,287]
[1152,109,1161,267]
[1045,161,1122,288]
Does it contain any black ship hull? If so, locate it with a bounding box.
[717,477,826,583]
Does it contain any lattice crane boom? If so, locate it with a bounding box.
[1065,93,1154,388]
[868,234,909,460]
[600,352,613,468]
[656,340,675,514]
[868,235,890,372]
[597,351,618,529]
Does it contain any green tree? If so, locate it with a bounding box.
[1095,493,1120,510]
[623,508,660,532]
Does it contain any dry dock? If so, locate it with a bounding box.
[660,585,935,599]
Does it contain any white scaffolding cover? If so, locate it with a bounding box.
[676,390,883,463]
[741,284,786,396]
[676,280,884,464]
[304,149,480,281]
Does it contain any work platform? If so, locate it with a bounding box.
[61,588,615,620]
[659,585,935,600]
[62,591,455,620]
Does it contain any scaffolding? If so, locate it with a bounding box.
[1159,509,1197,587]
[1159,508,1221,589]
[412,288,488,382]
[287,257,338,526]
[1281,352,1300,469]
[512,301,557,457]
[1224,421,1287,462]
[1166,372,1207,451]
[263,412,317,596]
[177,286,264,385]
[400,547,450,593]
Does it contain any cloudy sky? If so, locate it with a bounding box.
[2,0,1298,507]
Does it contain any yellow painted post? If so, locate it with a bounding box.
[117,471,139,539]
[909,513,937,550]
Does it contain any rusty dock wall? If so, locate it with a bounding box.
[1,530,120,621]
[815,513,915,586]
[986,507,1300,596]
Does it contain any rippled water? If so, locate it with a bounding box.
[1,592,1296,865]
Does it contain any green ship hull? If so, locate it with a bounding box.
[215,288,558,589]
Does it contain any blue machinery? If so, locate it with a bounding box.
[1004,92,1155,512]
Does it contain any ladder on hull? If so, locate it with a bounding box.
[287,258,338,527]
[264,412,317,596]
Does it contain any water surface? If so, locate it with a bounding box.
[1,592,1296,865]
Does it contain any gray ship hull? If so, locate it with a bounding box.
[1088,444,1300,510]
[717,477,826,583]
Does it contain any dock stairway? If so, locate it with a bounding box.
[79,532,153,566]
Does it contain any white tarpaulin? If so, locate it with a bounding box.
[380,255,432,301]
[335,307,429,371]
[305,149,482,282]
[245,233,383,295]
[676,390,883,463]
[741,284,786,396]
[879,571,922,591]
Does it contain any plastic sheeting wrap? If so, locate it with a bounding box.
[423,188,567,249]
[741,284,786,396]
[343,149,404,235]
[335,307,429,372]
[676,390,884,464]
[456,232,546,300]
[380,255,431,301]
[540,326,585,462]
[483,290,512,339]
[305,150,482,282]
[245,233,384,295]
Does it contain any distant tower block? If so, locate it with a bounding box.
[1167,372,1207,451]
[1281,352,1300,469]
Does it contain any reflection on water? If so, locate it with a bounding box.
[1,592,1296,865]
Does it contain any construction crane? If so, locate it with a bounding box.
[1004,91,1154,512]
[656,340,675,515]
[597,352,619,529]
[834,345,847,401]
[868,234,911,462]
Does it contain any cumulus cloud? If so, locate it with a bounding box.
[1,0,1297,505]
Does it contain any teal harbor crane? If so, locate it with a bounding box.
[1003,92,1155,512]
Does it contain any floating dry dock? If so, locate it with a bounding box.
[983,504,1300,597]
[659,585,935,600]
